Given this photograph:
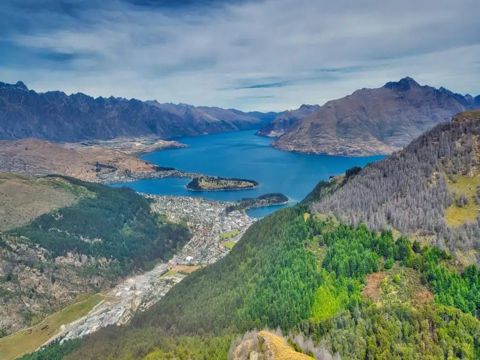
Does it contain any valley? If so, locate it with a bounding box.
[26,110,480,360]
[0,194,254,359]
[1,1,478,358]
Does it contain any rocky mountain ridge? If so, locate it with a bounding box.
[262,77,480,156]
[0,81,273,142]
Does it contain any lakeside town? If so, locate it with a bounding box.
[44,195,255,345]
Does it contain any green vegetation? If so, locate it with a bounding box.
[0,293,102,360]
[19,340,82,360]
[35,329,232,360]
[40,205,480,359]
[225,193,288,213]
[186,176,258,191]
[222,240,236,250]
[445,174,480,227]
[219,229,241,239]
[12,176,190,272]
[310,274,344,322]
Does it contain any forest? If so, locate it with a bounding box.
[28,203,480,359]
[11,176,190,274]
[312,111,480,261]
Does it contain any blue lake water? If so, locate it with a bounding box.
[112,130,383,217]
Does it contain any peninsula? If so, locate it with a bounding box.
[186,176,258,191]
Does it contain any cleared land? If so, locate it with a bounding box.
[445,174,480,227]
[0,293,103,360]
[0,173,88,231]
[363,266,433,307]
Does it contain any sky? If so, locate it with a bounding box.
[0,0,479,111]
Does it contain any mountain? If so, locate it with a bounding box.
[33,112,480,359]
[256,104,320,137]
[0,174,189,337]
[310,110,480,265]
[261,77,480,156]
[0,81,273,142]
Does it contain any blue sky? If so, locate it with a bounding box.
[0,0,479,111]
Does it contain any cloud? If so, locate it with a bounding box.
[0,0,478,111]
[236,81,291,89]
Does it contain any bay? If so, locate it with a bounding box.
[112,130,383,217]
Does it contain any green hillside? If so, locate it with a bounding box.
[11,176,190,273]
[31,205,480,359]
[311,111,480,266]
[0,174,190,338]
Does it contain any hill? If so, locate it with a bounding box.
[262,77,480,156]
[0,174,189,336]
[28,111,480,360]
[44,206,480,359]
[0,81,273,142]
[310,110,480,265]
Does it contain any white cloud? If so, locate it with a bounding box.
[1,0,479,111]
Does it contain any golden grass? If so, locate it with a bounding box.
[303,212,311,222]
[0,293,103,360]
[258,331,313,360]
[0,173,82,231]
[444,174,480,228]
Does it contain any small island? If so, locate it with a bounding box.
[226,193,289,213]
[186,176,258,191]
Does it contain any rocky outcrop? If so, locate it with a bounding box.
[264,77,480,156]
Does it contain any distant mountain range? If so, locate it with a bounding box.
[0,81,276,142]
[259,77,480,155]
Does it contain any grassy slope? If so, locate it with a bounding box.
[258,331,313,360]
[0,173,88,231]
[0,174,191,353]
[0,293,103,360]
[445,174,480,227]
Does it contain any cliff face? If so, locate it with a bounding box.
[265,77,480,156]
[0,81,270,142]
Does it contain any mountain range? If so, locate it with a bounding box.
[0,81,275,142]
[259,77,480,155]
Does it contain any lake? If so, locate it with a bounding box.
[112,130,383,217]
